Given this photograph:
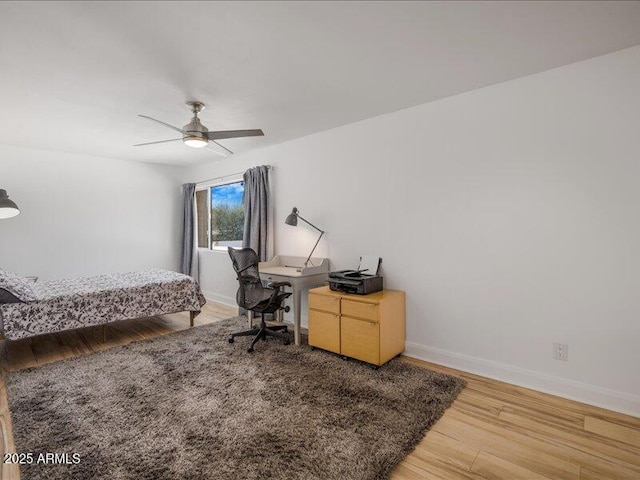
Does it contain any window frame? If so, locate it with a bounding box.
[196,174,245,252]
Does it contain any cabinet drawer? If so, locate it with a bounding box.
[340,316,380,365]
[341,299,378,322]
[308,310,341,354]
[309,293,340,314]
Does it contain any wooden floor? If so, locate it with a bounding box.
[393,358,640,480]
[2,301,639,480]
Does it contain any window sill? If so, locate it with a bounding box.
[197,247,233,254]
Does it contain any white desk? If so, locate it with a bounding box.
[258,255,329,345]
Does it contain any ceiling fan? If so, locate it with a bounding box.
[134,101,264,156]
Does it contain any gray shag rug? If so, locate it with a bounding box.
[7,317,465,480]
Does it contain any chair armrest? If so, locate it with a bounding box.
[267,281,291,289]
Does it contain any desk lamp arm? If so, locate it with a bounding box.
[304,230,324,268]
[297,214,324,235]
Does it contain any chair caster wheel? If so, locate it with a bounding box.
[247,347,254,353]
[228,336,234,343]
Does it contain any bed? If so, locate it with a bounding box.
[0,269,206,341]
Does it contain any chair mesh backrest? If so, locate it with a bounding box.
[228,247,263,309]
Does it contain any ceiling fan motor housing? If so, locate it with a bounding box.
[184,117,208,138]
[183,101,208,143]
[183,105,209,147]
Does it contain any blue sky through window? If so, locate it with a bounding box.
[211,181,244,207]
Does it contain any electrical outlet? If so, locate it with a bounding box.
[553,342,568,361]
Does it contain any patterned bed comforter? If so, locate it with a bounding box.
[0,269,206,340]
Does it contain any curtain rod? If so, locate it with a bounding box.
[195,165,272,186]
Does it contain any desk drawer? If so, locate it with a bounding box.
[341,299,378,322]
[308,310,340,354]
[340,316,380,365]
[260,274,289,285]
[308,292,340,314]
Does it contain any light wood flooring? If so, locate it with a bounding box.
[1,301,639,480]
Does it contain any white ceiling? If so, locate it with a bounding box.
[1,1,640,166]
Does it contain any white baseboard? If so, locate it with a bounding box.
[404,342,640,418]
[202,291,237,309]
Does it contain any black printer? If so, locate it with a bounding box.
[328,256,383,295]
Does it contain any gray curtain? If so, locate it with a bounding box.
[242,166,271,261]
[180,183,197,277]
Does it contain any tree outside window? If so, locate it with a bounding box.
[196,180,244,249]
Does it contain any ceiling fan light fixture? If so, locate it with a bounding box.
[183,137,208,148]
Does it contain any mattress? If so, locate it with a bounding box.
[0,269,206,340]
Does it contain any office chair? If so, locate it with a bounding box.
[227,247,292,352]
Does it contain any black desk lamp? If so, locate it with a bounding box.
[0,189,20,219]
[285,207,325,268]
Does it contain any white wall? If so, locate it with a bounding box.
[182,46,640,415]
[0,145,181,280]
[197,250,238,306]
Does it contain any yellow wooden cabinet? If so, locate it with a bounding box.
[308,286,406,366]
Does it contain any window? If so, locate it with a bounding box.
[196,180,245,250]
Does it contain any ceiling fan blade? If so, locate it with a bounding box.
[211,140,233,155]
[138,115,185,135]
[207,129,264,140]
[206,143,229,157]
[133,138,183,147]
